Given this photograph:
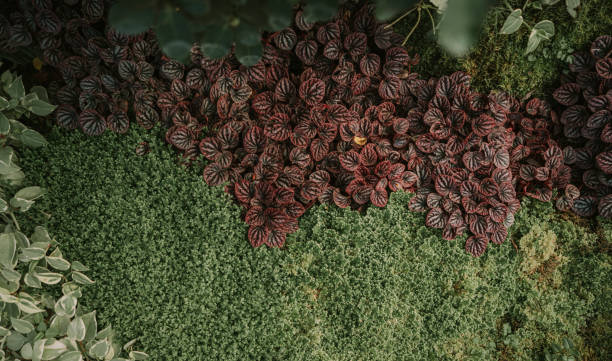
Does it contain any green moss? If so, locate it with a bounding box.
[19,127,611,360]
[396,0,612,97]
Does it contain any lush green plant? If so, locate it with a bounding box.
[497,0,582,54]
[0,69,146,361]
[20,126,611,360]
[544,337,581,361]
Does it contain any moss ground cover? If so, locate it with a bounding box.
[20,127,611,360]
[402,0,612,97]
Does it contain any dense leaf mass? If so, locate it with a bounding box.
[5,0,609,254]
[552,35,612,218]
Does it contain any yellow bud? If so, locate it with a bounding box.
[353,136,367,146]
[33,57,44,71]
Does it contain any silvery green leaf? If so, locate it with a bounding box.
[0,198,7,212]
[21,342,33,359]
[19,128,49,147]
[42,339,68,360]
[81,311,97,342]
[15,230,30,248]
[26,100,56,117]
[7,332,26,351]
[58,351,84,361]
[129,351,149,360]
[47,256,71,271]
[17,298,44,314]
[5,76,25,100]
[0,95,9,110]
[96,325,114,339]
[0,290,18,303]
[533,20,554,39]
[500,9,523,34]
[0,232,16,267]
[122,338,138,351]
[24,272,42,288]
[89,339,109,359]
[48,315,70,338]
[67,317,86,341]
[0,146,17,175]
[32,339,45,361]
[0,326,10,336]
[32,226,51,244]
[566,0,579,17]
[62,282,81,297]
[70,261,89,272]
[21,247,46,261]
[55,295,77,318]
[34,270,63,285]
[72,271,94,285]
[14,186,45,201]
[29,86,50,102]
[11,317,35,334]
[0,112,10,135]
[1,268,21,282]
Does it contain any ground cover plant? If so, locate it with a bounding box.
[0,69,146,361]
[19,126,612,361]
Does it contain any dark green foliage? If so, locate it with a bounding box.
[397,0,612,97]
[20,127,611,360]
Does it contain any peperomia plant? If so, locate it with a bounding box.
[0,68,147,361]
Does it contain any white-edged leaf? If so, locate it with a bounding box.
[67,317,86,341]
[89,339,110,359]
[57,350,84,361]
[17,298,44,314]
[72,271,94,285]
[500,9,523,34]
[0,232,16,267]
[20,247,46,261]
[46,256,71,271]
[42,339,68,360]
[34,270,63,285]
[11,317,35,334]
[129,351,149,360]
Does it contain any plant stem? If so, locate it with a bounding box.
[9,211,20,231]
[424,6,436,35]
[402,8,422,46]
[384,7,417,29]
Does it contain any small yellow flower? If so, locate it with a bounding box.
[353,136,367,146]
[32,57,44,71]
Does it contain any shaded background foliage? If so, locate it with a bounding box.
[20,127,611,361]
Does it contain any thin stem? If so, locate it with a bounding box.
[9,211,20,231]
[384,7,417,29]
[402,8,422,46]
[424,6,436,35]
[522,0,531,11]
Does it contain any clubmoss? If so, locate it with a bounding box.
[19,126,611,360]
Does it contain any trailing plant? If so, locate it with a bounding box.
[552,34,612,218]
[0,69,147,361]
[498,0,582,54]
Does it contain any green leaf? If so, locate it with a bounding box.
[72,271,95,285]
[32,339,44,361]
[67,317,86,341]
[32,226,52,244]
[234,21,261,47]
[6,332,26,351]
[15,186,45,201]
[177,0,210,16]
[0,112,10,135]
[303,0,337,23]
[42,339,68,360]
[265,0,293,30]
[0,197,8,212]
[200,26,233,59]
[5,76,25,100]
[89,339,110,359]
[0,232,16,267]
[437,0,495,56]
[19,128,48,147]
[0,95,9,110]
[21,247,46,261]
[533,20,554,39]
[48,315,70,338]
[11,317,35,334]
[375,0,418,20]
[54,295,77,318]
[235,44,263,66]
[566,0,580,17]
[17,298,44,314]
[0,146,18,175]
[24,272,42,288]
[1,268,20,282]
[108,1,155,35]
[500,9,523,34]
[21,342,33,359]
[26,99,56,116]
[34,270,63,285]
[155,5,193,63]
[57,351,84,361]
[71,261,89,272]
[29,86,50,102]
[129,351,149,360]
[47,256,71,271]
[81,311,97,342]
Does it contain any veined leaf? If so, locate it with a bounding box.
[500,9,523,34]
